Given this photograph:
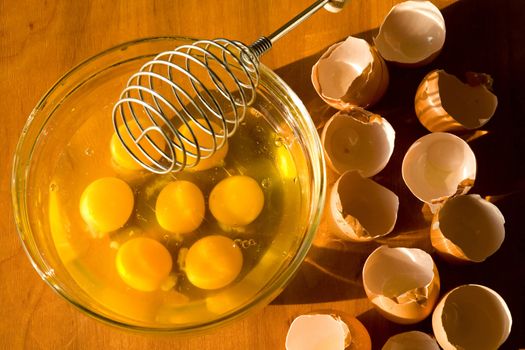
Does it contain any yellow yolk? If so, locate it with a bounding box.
[177,118,228,171]
[79,177,134,236]
[185,235,243,290]
[155,180,205,234]
[116,237,173,292]
[209,175,264,227]
[110,121,166,171]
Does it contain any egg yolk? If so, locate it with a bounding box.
[155,180,205,234]
[110,120,167,171]
[116,237,173,292]
[185,235,243,290]
[79,177,134,236]
[177,118,228,171]
[209,175,264,227]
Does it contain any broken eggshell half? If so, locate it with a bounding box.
[312,36,389,109]
[321,108,395,177]
[328,171,399,242]
[285,312,371,350]
[432,284,512,350]
[382,331,440,350]
[374,0,446,66]
[402,132,476,212]
[431,194,505,263]
[415,70,498,132]
[362,245,440,324]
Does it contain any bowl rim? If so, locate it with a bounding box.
[11,35,326,333]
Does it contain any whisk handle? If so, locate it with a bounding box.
[249,0,348,57]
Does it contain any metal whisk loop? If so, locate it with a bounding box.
[113,38,260,173]
[112,0,347,173]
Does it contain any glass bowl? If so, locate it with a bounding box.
[12,36,326,333]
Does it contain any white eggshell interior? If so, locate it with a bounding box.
[322,111,395,177]
[438,194,505,262]
[432,284,512,350]
[286,314,349,350]
[438,71,498,129]
[316,36,373,99]
[363,246,434,299]
[382,331,440,350]
[324,0,347,13]
[332,171,399,238]
[374,0,445,64]
[402,132,476,203]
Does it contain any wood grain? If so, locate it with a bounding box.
[1,0,524,349]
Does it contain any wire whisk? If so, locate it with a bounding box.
[112,0,347,174]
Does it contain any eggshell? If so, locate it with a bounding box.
[374,1,445,66]
[285,313,371,350]
[285,314,349,350]
[321,108,395,177]
[362,245,440,324]
[431,194,505,263]
[432,284,512,350]
[312,36,389,109]
[341,314,372,350]
[324,0,348,13]
[382,331,440,350]
[328,171,399,242]
[415,70,498,132]
[402,132,476,212]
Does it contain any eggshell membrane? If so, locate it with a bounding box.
[382,331,440,350]
[285,314,349,350]
[321,108,395,177]
[374,1,445,66]
[312,36,389,109]
[402,132,476,211]
[328,171,399,241]
[432,284,512,350]
[362,245,440,324]
[415,70,498,132]
[431,194,505,263]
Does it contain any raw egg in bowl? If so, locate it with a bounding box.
[12,37,326,333]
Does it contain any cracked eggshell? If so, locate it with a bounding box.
[374,1,445,66]
[328,171,399,242]
[285,314,349,350]
[402,132,476,212]
[382,331,440,350]
[415,70,498,132]
[432,284,512,350]
[431,194,505,263]
[362,245,440,324]
[321,108,395,177]
[312,36,389,109]
[286,313,371,350]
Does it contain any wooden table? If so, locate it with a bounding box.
[1,0,523,348]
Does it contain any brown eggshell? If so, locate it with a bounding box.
[415,70,497,132]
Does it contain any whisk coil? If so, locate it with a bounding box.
[112,39,261,173]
